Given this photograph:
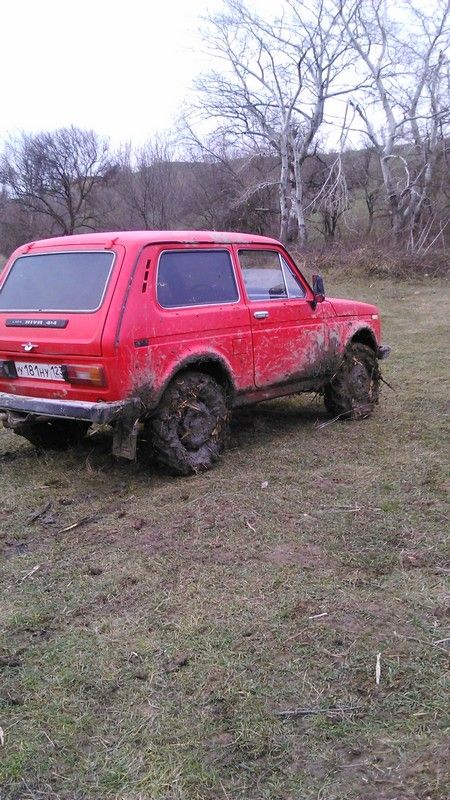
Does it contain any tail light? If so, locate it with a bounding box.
[63,365,106,387]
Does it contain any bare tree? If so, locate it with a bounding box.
[306,154,350,241]
[343,146,385,237]
[178,124,280,232]
[117,136,179,229]
[359,149,384,237]
[194,0,356,246]
[0,126,115,236]
[337,0,450,249]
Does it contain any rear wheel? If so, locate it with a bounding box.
[148,371,229,476]
[14,419,90,450]
[324,343,380,420]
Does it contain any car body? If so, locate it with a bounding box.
[0,230,390,473]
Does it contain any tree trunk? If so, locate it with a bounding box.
[292,155,307,247]
[278,140,290,244]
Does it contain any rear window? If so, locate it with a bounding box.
[157,250,239,308]
[0,251,114,312]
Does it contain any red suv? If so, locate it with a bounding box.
[0,231,389,474]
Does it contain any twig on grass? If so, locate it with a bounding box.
[395,633,450,655]
[314,413,348,429]
[58,515,98,534]
[316,506,362,513]
[276,705,362,718]
[18,564,41,584]
[57,500,124,534]
[412,637,449,654]
[285,630,308,643]
[379,375,395,391]
[26,502,51,524]
[220,781,232,800]
[42,730,55,747]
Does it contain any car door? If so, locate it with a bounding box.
[120,244,255,397]
[235,247,328,389]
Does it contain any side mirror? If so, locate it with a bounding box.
[312,273,325,305]
[269,283,287,297]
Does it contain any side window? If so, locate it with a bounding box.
[239,250,288,301]
[157,250,239,308]
[281,258,306,299]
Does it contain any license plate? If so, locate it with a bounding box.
[15,361,65,381]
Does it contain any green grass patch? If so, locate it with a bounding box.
[1,276,449,799]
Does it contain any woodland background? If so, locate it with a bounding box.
[0,0,448,274]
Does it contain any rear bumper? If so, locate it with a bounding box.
[0,391,141,424]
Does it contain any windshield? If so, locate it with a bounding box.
[0,251,114,312]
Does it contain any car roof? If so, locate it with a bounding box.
[21,230,282,250]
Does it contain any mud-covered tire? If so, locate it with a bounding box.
[149,371,229,476]
[324,343,380,420]
[14,419,90,450]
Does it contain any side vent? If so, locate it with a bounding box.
[142,259,151,293]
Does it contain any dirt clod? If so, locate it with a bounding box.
[133,671,149,681]
[0,692,24,706]
[165,653,190,673]
[0,655,22,668]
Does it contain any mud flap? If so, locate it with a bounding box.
[112,418,141,460]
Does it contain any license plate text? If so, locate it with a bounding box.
[15,362,65,381]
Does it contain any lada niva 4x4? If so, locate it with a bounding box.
[0,231,390,475]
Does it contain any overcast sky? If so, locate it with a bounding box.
[1,0,220,147]
[2,1,427,154]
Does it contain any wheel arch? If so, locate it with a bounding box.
[349,326,377,352]
[152,353,236,410]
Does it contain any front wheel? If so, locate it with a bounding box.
[324,343,380,420]
[148,371,229,476]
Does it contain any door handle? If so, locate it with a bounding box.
[254,310,269,319]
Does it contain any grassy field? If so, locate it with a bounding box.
[1,275,449,800]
